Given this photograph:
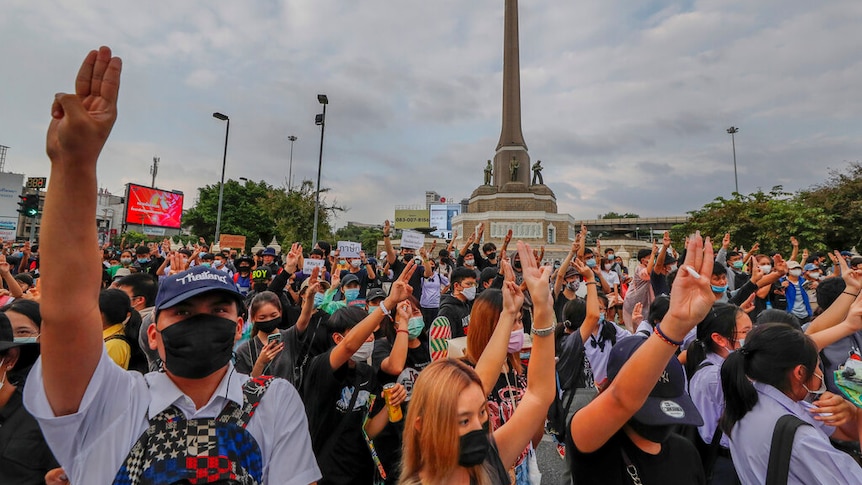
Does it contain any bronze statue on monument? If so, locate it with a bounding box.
[484,160,493,185]
[510,156,520,182]
[532,160,544,185]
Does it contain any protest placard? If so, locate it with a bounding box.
[337,241,361,258]
[400,230,425,250]
[303,258,326,275]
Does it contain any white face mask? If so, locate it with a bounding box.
[351,259,362,269]
[461,286,477,301]
[351,341,374,363]
[760,265,772,275]
[790,269,803,277]
[603,263,612,271]
[803,371,827,399]
[808,271,822,280]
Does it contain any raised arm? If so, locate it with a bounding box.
[328,260,416,370]
[554,240,578,296]
[810,292,862,350]
[382,220,396,266]
[473,259,521,396]
[494,241,556,466]
[570,232,715,453]
[41,46,122,416]
[806,251,862,335]
[0,255,23,298]
[576,259,601,343]
[379,301,411,376]
[789,236,800,263]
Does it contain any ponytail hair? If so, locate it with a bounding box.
[720,323,817,435]
[685,303,740,379]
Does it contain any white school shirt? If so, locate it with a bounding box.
[24,350,321,485]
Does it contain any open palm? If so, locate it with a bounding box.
[665,233,715,333]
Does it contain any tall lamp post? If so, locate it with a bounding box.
[727,126,739,194]
[212,112,230,245]
[287,135,298,191]
[312,95,328,246]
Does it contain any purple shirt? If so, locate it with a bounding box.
[420,273,449,308]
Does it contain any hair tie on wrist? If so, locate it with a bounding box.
[654,323,684,347]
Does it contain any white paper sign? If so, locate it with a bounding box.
[400,230,425,250]
[303,258,326,275]
[337,240,361,258]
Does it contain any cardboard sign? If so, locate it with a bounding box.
[337,240,361,258]
[400,230,425,250]
[219,234,246,251]
[303,258,326,275]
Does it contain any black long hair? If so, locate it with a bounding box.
[720,323,818,435]
[685,303,741,379]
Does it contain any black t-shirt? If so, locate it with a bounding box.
[304,350,386,485]
[0,389,60,485]
[650,271,670,297]
[371,338,433,484]
[567,429,705,485]
[556,331,594,391]
[339,268,377,298]
[553,291,575,323]
[391,258,424,301]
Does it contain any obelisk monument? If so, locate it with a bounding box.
[493,0,530,188]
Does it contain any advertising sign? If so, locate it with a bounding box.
[429,203,461,238]
[0,173,24,240]
[125,184,184,228]
[394,209,429,229]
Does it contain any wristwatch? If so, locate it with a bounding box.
[531,322,556,337]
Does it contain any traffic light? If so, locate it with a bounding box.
[17,195,39,217]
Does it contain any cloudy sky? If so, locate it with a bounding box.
[2,0,860,229]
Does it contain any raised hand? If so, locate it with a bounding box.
[662,231,671,248]
[502,279,525,315]
[504,229,513,245]
[386,260,417,304]
[663,232,714,338]
[571,257,592,280]
[750,242,760,255]
[837,250,862,293]
[0,254,10,274]
[790,236,799,248]
[740,293,756,314]
[284,242,302,271]
[632,302,644,324]
[47,47,122,166]
[516,241,552,309]
[395,301,412,327]
[773,254,788,276]
[383,220,391,237]
[722,233,731,249]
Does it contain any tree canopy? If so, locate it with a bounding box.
[182,179,341,252]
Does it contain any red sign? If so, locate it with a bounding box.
[440,197,446,203]
[125,184,184,228]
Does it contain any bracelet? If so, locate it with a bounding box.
[531,322,556,337]
[396,329,409,335]
[654,324,683,347]
[843,291,859,297]
[383,235,390,238]
[379,301,392,317]
[584,281,596,286]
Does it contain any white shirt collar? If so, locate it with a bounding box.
[145,363,244,418]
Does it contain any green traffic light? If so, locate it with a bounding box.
[26,207,38,217]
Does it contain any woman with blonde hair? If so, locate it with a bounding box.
[400,242,556,485]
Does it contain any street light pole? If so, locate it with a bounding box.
[287,135,297,191]
[312,95,328,246]
[727,126,739,194]
[213,112,230,245]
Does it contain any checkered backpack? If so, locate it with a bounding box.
[112,375,276,485]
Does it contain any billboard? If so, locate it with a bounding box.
[124,184,184,228]
[0,173,24,240]
[394,209,429,229]
[429,203,461,238]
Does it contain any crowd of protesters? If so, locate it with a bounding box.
[3,45,862,485]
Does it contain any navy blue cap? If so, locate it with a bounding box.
[262,247,278,257]
[606,336,703,427]
[155,266,244,313]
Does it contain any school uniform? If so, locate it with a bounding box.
[24,350,321,485]
[728,381,862,484]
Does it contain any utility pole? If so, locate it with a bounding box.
[150,156,159,188]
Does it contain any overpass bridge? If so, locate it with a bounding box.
[575,216,689,238]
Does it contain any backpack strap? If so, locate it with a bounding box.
[765,414,810,485]
[217,375,277,429]
[105,333,132,345]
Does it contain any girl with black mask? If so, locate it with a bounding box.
[235,291,301,385]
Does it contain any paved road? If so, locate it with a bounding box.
[535,433,569,484]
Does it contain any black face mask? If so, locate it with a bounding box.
[458,421,491,467]
[158,314,237,379]
[513,260,522,271]
[238,266,251,274]
[628,419,675,443]
[486,252,497,260]
[256,317,281,333]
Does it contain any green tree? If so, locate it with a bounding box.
[333,224,384,254]
[183,179,277,252]
[599,211,640,219]
[671,187,832,254]
[257,180,344,249]
[798,162,862,250]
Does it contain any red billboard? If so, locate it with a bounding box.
[124,184,184,228]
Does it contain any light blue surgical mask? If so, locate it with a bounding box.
[599,312,606,322]
[367,305,378,315]
[344,288,360,302]
[313,293,325,308]
[711,284,727,293]
[137,257,149,264]
[732,260,744,270]
[407,316,425,339]
[585,258,597,268]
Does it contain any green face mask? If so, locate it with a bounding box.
[407,316,425,339]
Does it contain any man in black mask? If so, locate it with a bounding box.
[25,46,321,485]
